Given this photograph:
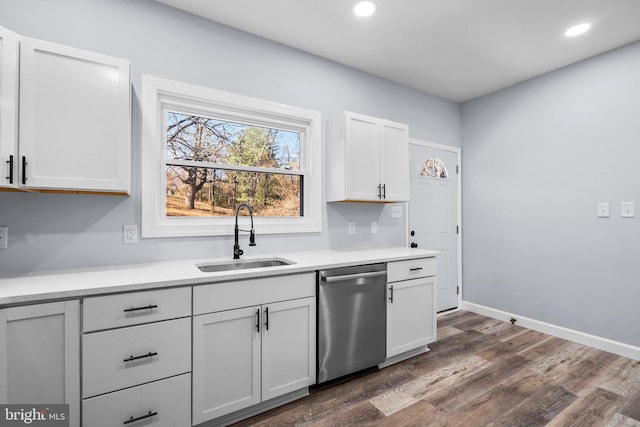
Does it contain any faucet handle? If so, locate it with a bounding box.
[249,229,257,246]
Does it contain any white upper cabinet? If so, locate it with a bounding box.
[0,26,19,189]
[380,120,410,201]
[327,111,409,202]
[18,37,131,194]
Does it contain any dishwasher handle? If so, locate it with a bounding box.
[320,270,386,283]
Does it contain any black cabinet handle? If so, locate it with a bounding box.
[410,267,423,271]
[389,285,394,303]
[21,156,27,185]
[6,155,13,184]
[264,307,269,331]
[123,304,158,313]
[123,411,158,425]
[123,351,157,363]
[256,308,260,333]
[382,184,386,199]
[377,184,382,199]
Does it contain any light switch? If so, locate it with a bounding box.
[0,226,7,249]
[597,203,610,218]
[621,202,635,218]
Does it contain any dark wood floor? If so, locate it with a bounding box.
[233,310,640,426]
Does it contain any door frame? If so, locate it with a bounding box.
[408,139,462,312]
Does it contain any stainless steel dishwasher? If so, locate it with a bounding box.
[317,263,387,383]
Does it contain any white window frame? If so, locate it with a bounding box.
[141,75,322,238]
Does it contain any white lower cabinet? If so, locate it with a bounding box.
[386,258,437,358]
[0,300,80,427]
[82,373,191,427]
[192,274,316,425]
[192,306,261,422]
[261,298,316,401]
[81,288,192,426]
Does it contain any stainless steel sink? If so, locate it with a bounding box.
[196,258,294,273]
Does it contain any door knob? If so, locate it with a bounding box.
[410,242,418,248]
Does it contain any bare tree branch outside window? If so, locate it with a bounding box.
[165,112,302,217]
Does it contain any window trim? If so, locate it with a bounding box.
[141,75,322,238]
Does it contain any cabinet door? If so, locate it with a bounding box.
[0,300,80,427]
[387,277,436,357]
[262,297,316,401]
[380,119,409,202]
[0,26,19,189]
[19,37,130,193]
[192,306,261,424]
[345,112,381,200]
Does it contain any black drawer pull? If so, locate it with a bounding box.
[123,351,157,363]
[123,304,158,313]
[389,285,394,303]
[123,411,157,425]
[410,267,423,271]
[21,156,27,185]
[6,155,13,184]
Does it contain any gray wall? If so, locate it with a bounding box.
[0,0,460,276]
[462,41,640,347]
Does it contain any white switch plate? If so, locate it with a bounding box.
[123,225,139,244]
[0,226,7,249]
[621,202,635,218]
[348,222,356,234]
[597,203,610,218]
[391,205,403,218]
[371,221,378,234]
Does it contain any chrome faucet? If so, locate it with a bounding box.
[233,203,256,259]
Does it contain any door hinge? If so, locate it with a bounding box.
[456,225,459,234]
[456,165,459,174]
[457,286,460,295]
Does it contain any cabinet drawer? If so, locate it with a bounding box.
[82,318,190,398]
[83,373,191,427]
[194,273,315,315]
[83,287,191,332]
[387,257,436,282]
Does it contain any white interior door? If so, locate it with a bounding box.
[409,142,459,312]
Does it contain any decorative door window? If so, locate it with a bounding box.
[419,157,449,179]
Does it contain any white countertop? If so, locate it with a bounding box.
[0,246,438,305]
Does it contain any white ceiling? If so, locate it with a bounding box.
[154,0,640,102]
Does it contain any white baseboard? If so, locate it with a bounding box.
[462,301,640,361]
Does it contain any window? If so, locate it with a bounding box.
[419,157,449,180]
[141,75,322,238]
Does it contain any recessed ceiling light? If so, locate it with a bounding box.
[565,22,592,37]
[354,1,376,17]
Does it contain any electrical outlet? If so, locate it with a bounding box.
[0,226,7,249]
[123,225,139,244]
[597,203,610,218]
[621,202,635,218]
[348,222,356,234]
[391,205,403,218]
